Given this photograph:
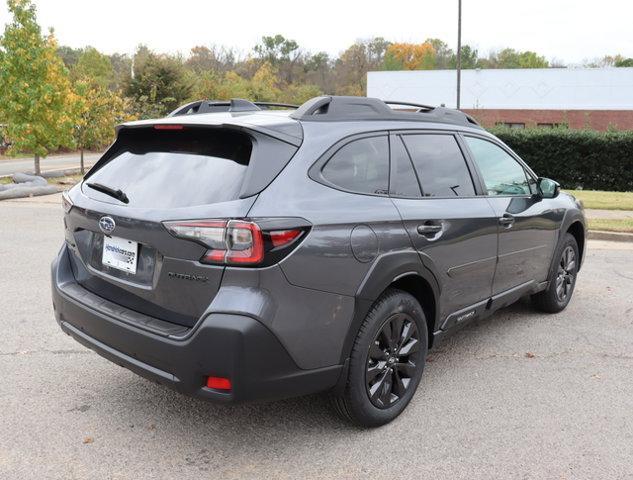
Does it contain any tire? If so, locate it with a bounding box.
[331,288,428,428]
[532,233,579,313]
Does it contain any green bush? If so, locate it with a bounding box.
[488,128,633,192]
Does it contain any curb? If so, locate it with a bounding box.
[588,230,633,243]
[0,185,61,200]
[40,168,87,179]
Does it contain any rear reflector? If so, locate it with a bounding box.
[206,376,232,390]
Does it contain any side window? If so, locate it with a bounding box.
[464,137,531,196]
[390,136,422,198]
[321,136,389,195]
[401,134,475,197]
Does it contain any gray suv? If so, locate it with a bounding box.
[52,96,586,427]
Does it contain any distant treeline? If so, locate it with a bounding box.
[57,36,633,120]
[1,0,632,171]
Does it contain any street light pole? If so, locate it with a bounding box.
[456,0,462,109]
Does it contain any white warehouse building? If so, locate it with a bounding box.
[367,68,633,130]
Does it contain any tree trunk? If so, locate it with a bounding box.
[34,154,40,176]
[80,148,85,175]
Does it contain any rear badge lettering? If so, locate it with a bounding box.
[456,310,476,323]
[168,272,209,283]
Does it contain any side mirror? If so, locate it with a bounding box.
[538,177,560,199]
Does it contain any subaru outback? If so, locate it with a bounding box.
[52,96,586,427]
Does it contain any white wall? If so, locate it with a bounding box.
[367,68,633,110]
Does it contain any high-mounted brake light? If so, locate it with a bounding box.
[153,124,184,130]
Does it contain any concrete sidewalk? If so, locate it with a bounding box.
[585,208,633,220]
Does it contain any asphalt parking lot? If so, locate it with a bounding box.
[1,196,632,480]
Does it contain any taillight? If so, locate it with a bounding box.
[163,219,305,266]
[269,229,302,248]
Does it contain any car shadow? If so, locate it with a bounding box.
[94,297,540,447]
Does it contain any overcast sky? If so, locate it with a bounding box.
[0,0,631,64]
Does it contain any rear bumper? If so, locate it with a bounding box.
[51,245,342,403]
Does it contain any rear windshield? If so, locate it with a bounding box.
[83,127,253,208]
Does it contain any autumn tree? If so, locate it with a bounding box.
[254,35,299,66]
[57,45,82,69]
[73,47,115,88]
[304,51,331,92]
[189,70,223,100]
[283,83,322,105]
[334,43,370,95]
[365,37,391,68]
[70,79,130,173]
[332,38,389,95]
[125,47,192,117]
[384,42,436,70]
[0,0,74,175]
[254,35,302,83]
[186,45,235,73]
[247,62,280,101]
[214,71,251,100]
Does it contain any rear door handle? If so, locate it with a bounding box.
[499,214,515,227]
[417,223,443,235]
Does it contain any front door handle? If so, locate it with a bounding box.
[417,223,443,235]
[499,214,515,227]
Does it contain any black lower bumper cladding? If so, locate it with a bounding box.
[51,246,341,403]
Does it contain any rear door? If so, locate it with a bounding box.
[389,132,499,328]
[65,125,296,328]
[461,134,558,295]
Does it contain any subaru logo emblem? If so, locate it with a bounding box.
[99,216,116,235]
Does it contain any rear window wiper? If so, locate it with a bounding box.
[85,182,129,204]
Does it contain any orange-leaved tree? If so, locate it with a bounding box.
[384,42,436,70]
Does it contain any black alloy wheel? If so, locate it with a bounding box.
[555,246,576,303]
[366,312,421,409]
[532,233,580,313]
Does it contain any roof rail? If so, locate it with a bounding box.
[253,102,300,110]
[168,99,299,117]
[289,96,481,128]
[383,100,436,111]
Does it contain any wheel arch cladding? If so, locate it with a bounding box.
[340,252,441,364]
[389,274,436,348]
[566,221,585,271]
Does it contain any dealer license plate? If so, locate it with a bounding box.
[102,235,138,274]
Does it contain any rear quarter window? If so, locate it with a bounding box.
[320,136,389,195]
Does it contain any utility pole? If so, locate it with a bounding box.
[456,0,462,109]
